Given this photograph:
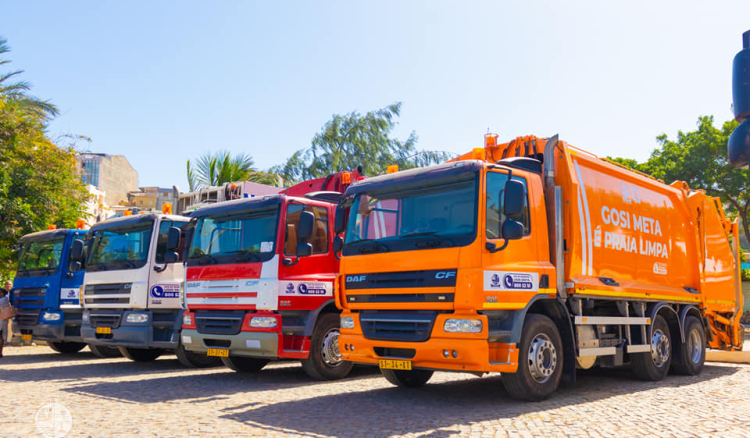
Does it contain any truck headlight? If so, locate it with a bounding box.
[41,312,62,322]
[126,313,149,323]
[444,319,482,333]
[249,317,277,328]
[182,314,192,326]
[340,316,354,329]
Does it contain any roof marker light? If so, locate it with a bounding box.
[485,133,499,148]
[387,165,398,174]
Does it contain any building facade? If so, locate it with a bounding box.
[78,154,139,207]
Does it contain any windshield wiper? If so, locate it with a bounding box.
[399,231,455,247]
[348,238,390,254]
[227,250,262,262]
[196,255,218,265]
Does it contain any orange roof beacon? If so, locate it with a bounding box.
[335,134,744,401]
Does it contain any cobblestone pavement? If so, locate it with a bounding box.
[2,345,750,438]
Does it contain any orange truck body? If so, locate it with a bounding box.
[337,135,743,399]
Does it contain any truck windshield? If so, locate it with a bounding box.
[86,222,154,271]
[188,205,280,265]
[344,172,478,254]
[16,237,66,277]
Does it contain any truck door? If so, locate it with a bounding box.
[482,170,548,300]
[60,232,86,309]
[147,219,189,309]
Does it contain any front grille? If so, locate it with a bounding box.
[84,283,132,306]
[374,347,416,359]
[360,311,438,342]
[195,311,244,335]
[13,287,46,306]
[15,308,41,327]
[90,311,122,328]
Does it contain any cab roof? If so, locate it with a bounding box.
[344,160,486,196]
[89,213,186,232]
[20,228,84,242]
[189,194,283,219]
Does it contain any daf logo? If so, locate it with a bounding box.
[435,271,456,279]
[186,282,201,288]
[346,275,366,282]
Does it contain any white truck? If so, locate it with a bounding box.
[70,212,217,366]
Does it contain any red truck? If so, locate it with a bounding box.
[178,168,362,379]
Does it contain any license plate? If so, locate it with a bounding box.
[96,327,111,334]
[21,334,32,341]
[206,348,229,357]
[379,359,412,370]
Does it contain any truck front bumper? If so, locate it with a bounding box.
[81,310,181,350]
[13,311,83,343]
[180,329,279,358]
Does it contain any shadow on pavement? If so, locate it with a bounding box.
[0,349,106,366]
[61,365,380,403]
[219,364,741,438]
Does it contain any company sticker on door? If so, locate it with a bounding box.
[483,271,539,292]
[60,288,80,306]
[279,281,332,296]
[150,284,181,299]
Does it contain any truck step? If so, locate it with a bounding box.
[626,344,651,353]
[578,347,616,357]
[574,316,650,325]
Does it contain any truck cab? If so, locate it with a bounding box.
[11,228,90,353]
[73,213,216,366]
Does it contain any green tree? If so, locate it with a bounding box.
[186,150,278,191]
[272,103,454,185]
[611,116,750,244]
[0,37,90,279]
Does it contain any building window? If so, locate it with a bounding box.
[80,158,100,187]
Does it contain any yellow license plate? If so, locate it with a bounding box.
[379,359,412,370]
[206,348,229,357]
[96,327,111,334]
[21,334,32,341]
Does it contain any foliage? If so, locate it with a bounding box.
[186,150,279,191]
[272,103,454,185]
[0,37,90,280]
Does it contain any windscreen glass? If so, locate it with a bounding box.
[16,237,66,277]
[86,221,154,271]
[188,205,280,265]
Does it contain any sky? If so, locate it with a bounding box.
[1,1,749,190]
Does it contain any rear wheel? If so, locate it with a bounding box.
[632,315,672,381]
[301,313,353,380]
[48,341,86,354]
[221,355,269,372]
[176,344,221,368]
[381,369,434,388]
[119,347,164,362]
[88,344,123,358]
[672,315,705,376]
[501,314,563,401]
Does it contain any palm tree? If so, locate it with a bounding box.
[186,150,279,191]
[0,38,59,120]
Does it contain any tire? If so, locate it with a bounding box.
[501,314,563,401]
[118,347,164,362]
[88,344,123,358]
[632,314,672,381]
[672,315,705,376]
[48,341,87,354]
[381,368,434,388]
[221,355,269,372]
[176,344,222,368]
[300,313,354,380]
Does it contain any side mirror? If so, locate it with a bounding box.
[164,252,179,264]
[166,227,181,251]
[297,211,315,240]
[69,261,82,272]
[502,220,524,240]
[503,180,525,216]
[729,30,750,168]
[333,236,343,253]
[334,206,347,234]
[70,239,84,262]
[296,242,312,258]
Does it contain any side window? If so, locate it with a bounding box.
[285,204,330,256]
[155,220,189,263]
[486,172,531,239]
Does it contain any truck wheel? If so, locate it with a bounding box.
[381,369,434,388]
[501,314,563,401]
[221,355,269,372]
[672,315,705,376]
[119,347,164,362]
[48,341,87,354]
[88,344,123,358]
[300,313,354,380]
[176,344,222,368]
[632,314,672,381]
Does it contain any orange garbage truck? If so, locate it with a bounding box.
[335,134,744,400]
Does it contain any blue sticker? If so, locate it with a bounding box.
[491,274,500,287]
[150,284,180,299]
[297,283,326,295]
[502,274,534,290]
[285,283,295,294]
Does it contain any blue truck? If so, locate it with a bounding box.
[11,228,120,357]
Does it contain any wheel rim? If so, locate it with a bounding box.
[321,328,343,366]
[689,328,702,364]
[650,328,670,367]
[528,333,557,383]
